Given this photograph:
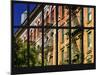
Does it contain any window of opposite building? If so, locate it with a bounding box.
[66,19,69,27]
[62,48,64,64]
[67,45,69,64]
[46,11,49,25]
[62,29,64,43]
[88,31,92,50]
[88,8,92,22]
[80,9,82,25]
[65,29,69,40]
[78,34,82,63]
[62,6,64,18]
[87,30,92,63]
[51,7,54,24]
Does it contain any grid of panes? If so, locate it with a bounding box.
[13,2,95,68]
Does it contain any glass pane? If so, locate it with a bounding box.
[83,7,94,27]
[29,3,37,13]
[71,6,82,27]
[58,5,69,27]
[83,29,94,64]
[44,29,56,66]
[71,29,82,64]
[13,28,28,67]
[58,29,69,65]
[44,5,56,27]
[29,4,42,26]
[29,28,42,66]
[13,3,27,27]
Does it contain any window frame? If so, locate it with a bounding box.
[11,1,96,74]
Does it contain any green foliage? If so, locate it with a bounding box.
[14,38,42,67]
[29,45,38,66]
[15,38,27,67]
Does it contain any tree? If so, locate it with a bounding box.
[14,38,42,67]
[14,38,27,67]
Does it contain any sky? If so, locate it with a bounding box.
[13,3,37,32]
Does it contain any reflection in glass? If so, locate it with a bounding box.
[13,2,95,68]
[13,3,27,26]
[83,7,94,27]
[71,29,82,64]
[13,28,28,67]
[58,29,69,65]
[71,7,82,27]
[58,5,69,27]
[44,5,56,27]
[29,28,42,66]
[30,11,42,26]
[29,4,37,13]
[44,29,56,66]
[83,29,94,64]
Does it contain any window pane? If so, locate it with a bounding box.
[71,6,82,27]
[13,28,28,67]
[58,5,69,27]
[83,29,94,64]
[13,3,27,27]
[29,4,42,26]
[29,3,37,13]
[58,29,69,65]
[44,29,56,66]
[71,29,82,64]
[29,28,42,66]
[44,5,56,27]
[83,7,94,27]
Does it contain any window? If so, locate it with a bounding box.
[66,19,69,27]
[30,30,33,42]
[71,7,82,27]
[65,29,69,40]
[44,29,56,66]
[51,6,54,23]
[62,6,64,18]
[46,11,49,25]
[88,31,92,49]
[71,32,82,64]
[62,48,64,64]
[80,9,82,25]
[62,29,64,43]
[12,2,95,74]
[88,8,92,22]
[66,45,69,63]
